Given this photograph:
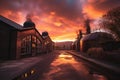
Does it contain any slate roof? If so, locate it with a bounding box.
[0,15,51,40]
[0,15,33,30]
[82,32,115,41]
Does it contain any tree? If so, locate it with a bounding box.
[99,6,120,40]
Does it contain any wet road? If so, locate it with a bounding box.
[39,50,107,80]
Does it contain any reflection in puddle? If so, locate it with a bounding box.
[41,51,107,80]
[59,53,73,59]
[51,51,87,73]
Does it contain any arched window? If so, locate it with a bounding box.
[21,35,31,56]
[36,39,42,53]
[21,35,42,56]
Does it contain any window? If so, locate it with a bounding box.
[21,35,42,56]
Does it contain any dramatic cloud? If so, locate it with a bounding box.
[83,0,120,19]
[0,0,119,41]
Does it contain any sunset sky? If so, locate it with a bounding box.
[0,0,120,42]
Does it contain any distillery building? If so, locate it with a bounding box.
[81,32,116,52]
[0,15,54,60]
[42,31,54,53]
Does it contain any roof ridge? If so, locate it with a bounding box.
[0,15,23,30]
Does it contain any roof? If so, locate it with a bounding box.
[23,20,35,28]
[82,32,115,41]
[0,15,33,30]
[0,15,53,42]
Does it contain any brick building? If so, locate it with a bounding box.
[0,15,54,60]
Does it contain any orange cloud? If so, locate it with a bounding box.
[0,0,119,42]
[35,15,84,42]
[52,33,76,42]
[0,10,26,24]
[83,5,104,19]
[0,10,84,42]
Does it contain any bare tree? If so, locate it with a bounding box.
[99,6,120,40]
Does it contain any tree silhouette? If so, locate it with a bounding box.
[99,6,120,40]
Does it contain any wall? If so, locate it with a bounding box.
[0,21,17,60]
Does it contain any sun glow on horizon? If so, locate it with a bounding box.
[0,0,119,42]
[53,39,74,42]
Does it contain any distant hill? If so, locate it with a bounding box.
[55,41,73,50]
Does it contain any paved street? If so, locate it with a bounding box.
[0,50,108,80]
[39,50,107,80]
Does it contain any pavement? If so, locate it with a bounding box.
[0,56,43,80]
[39,50,108,80]
[67,51,120,79]
[0,50,120,80]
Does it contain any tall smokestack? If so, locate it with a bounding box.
[84,19,91,34]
